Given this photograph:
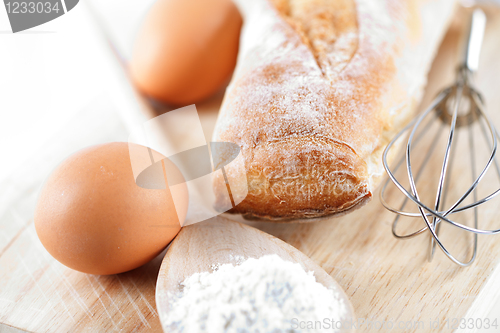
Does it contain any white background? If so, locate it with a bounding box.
[0,0,155,183]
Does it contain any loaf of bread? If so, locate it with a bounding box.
[212,0,456,221]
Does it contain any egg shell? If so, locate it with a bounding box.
[34,142,188,275]
[130,0,242,105]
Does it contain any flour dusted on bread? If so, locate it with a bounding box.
[213,0,456,220]
[270,0,358,78]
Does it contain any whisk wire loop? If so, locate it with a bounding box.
[380,72,500,265]
[381,8,497,266]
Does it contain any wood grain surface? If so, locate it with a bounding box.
[1,4,500,333]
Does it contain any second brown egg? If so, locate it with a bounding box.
[130,0,242,106]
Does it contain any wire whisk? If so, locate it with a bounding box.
[380,8,500,266]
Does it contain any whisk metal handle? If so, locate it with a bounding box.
[463,8,486,73]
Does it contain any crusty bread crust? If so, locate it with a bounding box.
[213,0,456,221]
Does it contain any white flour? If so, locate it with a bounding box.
[164,254,346,333]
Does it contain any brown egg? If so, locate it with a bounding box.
[34,142,188,275]
[130,0,242,106]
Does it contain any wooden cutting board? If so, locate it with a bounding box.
[1,5,500,333]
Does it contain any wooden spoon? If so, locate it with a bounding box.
[156,216,355,332]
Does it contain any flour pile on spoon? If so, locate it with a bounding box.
[163,254,346,332]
